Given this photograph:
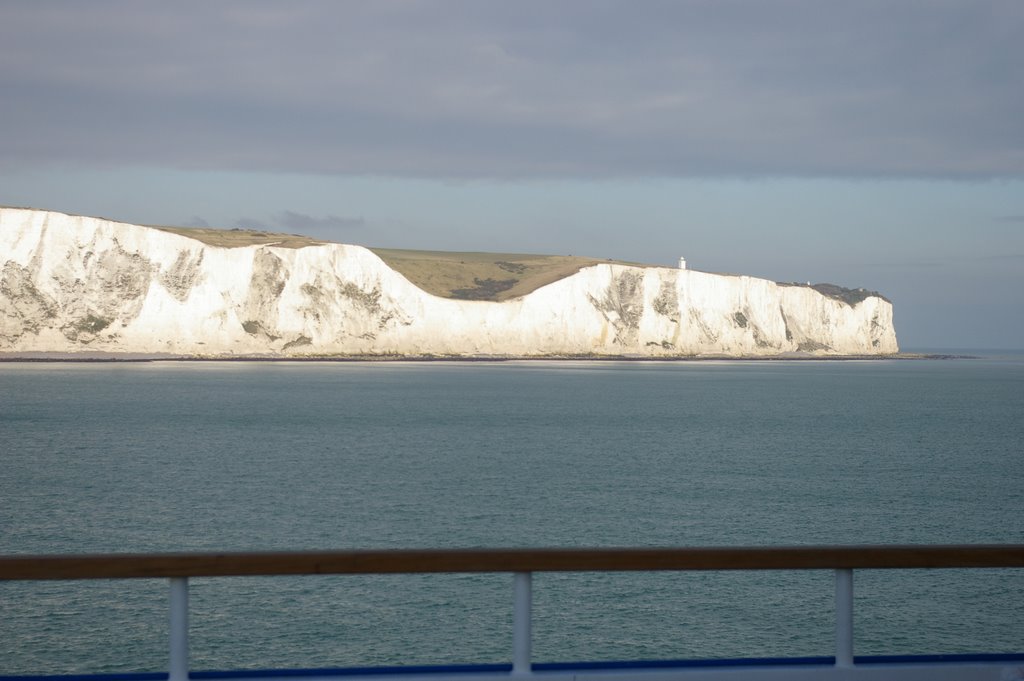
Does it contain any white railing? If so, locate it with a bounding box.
[1,546,1022,681]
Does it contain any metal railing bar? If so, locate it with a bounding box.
[168,577,188,681]
[834,569,853,667]
[511,572,532,675]
[1,545,1022,581]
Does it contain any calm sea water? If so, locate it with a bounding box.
[1,356,1022,673]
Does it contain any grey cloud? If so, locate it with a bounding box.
[1,0,1022,178]
[978,253,1024,260]
[864,252,1024,268]
[234,217,271,231]
[231,212,363,235]
[862,260,947,269]
[277,211,365,232]
[995,215,1024,223]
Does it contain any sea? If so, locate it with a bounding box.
[1,353,1022,674]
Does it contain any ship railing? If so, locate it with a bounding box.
[1,545,1023,681]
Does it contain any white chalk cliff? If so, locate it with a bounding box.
[0,208,898,357]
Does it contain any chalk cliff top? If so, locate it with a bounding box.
[6,207,880,306]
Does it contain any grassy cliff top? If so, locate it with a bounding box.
[778,281,892,305]
[368,248,640,301]
[153,224,640,302]
[154,225,325,249]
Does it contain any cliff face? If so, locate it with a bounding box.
[0,208,898,357]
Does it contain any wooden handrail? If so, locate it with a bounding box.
[1,545,1022,580]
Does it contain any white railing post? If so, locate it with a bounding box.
[512,571,532,675]
[169,577,189,681]
[835,568,853,667]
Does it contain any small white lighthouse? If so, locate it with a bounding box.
[678,256,687,270]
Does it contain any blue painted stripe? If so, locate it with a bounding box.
[0,671,167,675]
[855,652,1024,665]
[3,653,1024,681]
[533,656,835,670]
[191,664,512,678]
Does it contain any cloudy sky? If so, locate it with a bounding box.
[2,1,1022,349]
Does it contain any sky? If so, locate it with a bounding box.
[1,1,1022,350]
